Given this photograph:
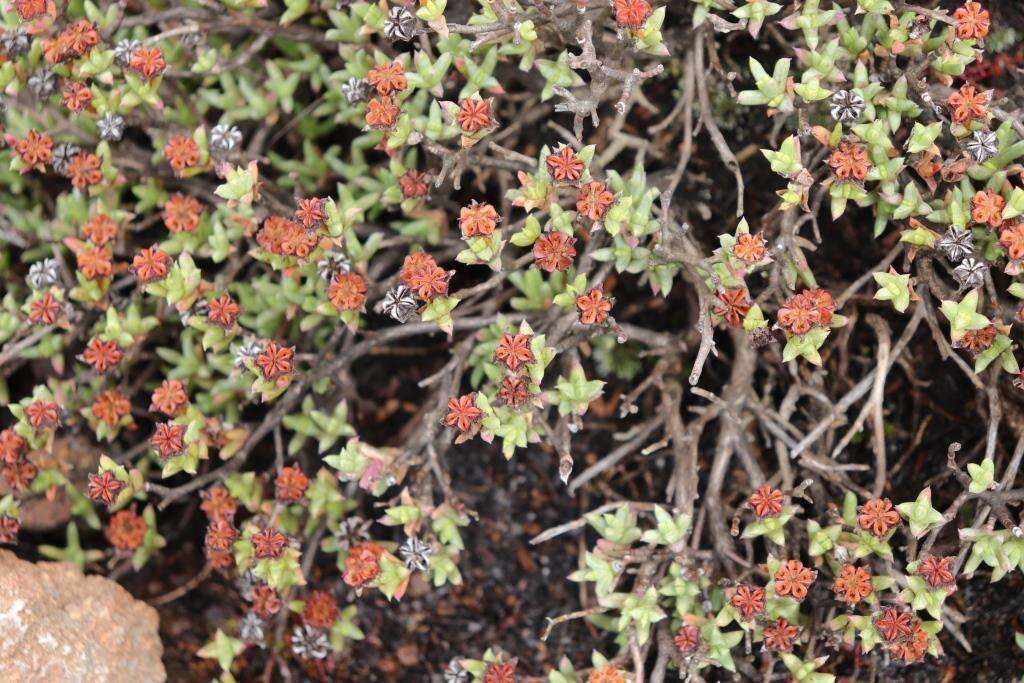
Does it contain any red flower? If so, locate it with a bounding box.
[948,84,990,125]
[106,509,147,550]
[302,590,339,629]
[614,0,653,28]
[399,170,429,199]
[294,197,326,229]
[328,272,367,311]
[164,135,200,174]
[205,518,238,552]
[2,460,37,490]
[404,261,450,301]
[533,232,577,272]
[76,245,112,280]
[748,484,784,518]
[163,193,202,233]
[83,214,117,246]
[874,608,914,641]
[150,379,188,416]
[577,288,612,325]
[546,146,585,183]
[200,486,238,522]
[444,394,482,432]
[833,564,872,605]
[777,292,819,335]
[0,429,26,463]
[959,324,997,352]
[82,338,123,373]
[255,342,295,380]
[456,98,493,133]
[29,292,62,325]
[275,466,310,502]
[91,389,130,426]
[673,625,701,654]
[251,526,288,559]
[916,555,956,589]
[1000,222,1024,259]
[132,247,170,285]
[730,584,765,619]
[0,516,19,544]
[129,46,166,79]
[889,623,929,662]
[762,617,799,652]
[151,422,186,458]
[367,61,407,96]
[828,141,870,181]
[66,153,102,188]
[714,288,751,328]
[483,660,517,683]
[774,559,816,601]
[13,130,53,170]
[343,542,384,588]
[25,400,60,430]
[459,201,500,238]
[734,233,767,263]
[576,181,615,220]
[858,498,900,537]
[61,81,93,113]
[954,1,990,40]
[494,333,535,373]
[250,584,282,617]
[498,376,530,408]
[87,471,124,506]
[365,96,400,129]
[207,294,240,328]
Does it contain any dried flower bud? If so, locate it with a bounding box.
[290,624,329,660]
[953,256,986,289]
[384,6,418,42]
[97,112,125,142]
[378,284,419,323]
[26,258,61,290]
[114,39,140,68]
[210,124,242,153]
[829,90,865,123]
[399,536,432,571]
[341,77,370,104]
[963,129,997,163]
[28,70,58,98]
[937,227,974,263]
[317,251,351,281]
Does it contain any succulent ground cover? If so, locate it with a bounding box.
[4,0,1024,680]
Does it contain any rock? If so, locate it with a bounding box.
[0,550,165,682]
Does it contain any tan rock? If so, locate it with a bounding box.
[0,550,165,682]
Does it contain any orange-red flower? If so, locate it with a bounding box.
[255,342,294,380]
[365,95,400,129]
[129,46,166,79]
[207,293,240,328]
[546,146,585,183]
[858,497,900,537]
[0,429,25,463]
[402,254,450,301]
[91,389,129,426]
[533,232,577,272]
[163,193,202,233]
[483,660,517,683]
[734,233,767,263]
[456,98,493,133]
[83,214,117,246]
[367,61,407,96]
[444,394,482,432]
[2,459,37,490]
[954,1,990,40]
[302,590,339,629]
[11,0,52,21]
[67,152,102,188]
[150,379,188,416]
[152,422,186,458]
[730,584,765,619]
[25,400,60,430]
[874,607,914,641]
[294,197,326,229]
[889,622,929,663]
[828,141,870,181]
[958,324,996,352]
[328,272,368,311]
[833,564,872,605]
[748,484,784,518]
[763,617,799,651]
[459,201,500,238]
[61,81,92,112]
[257,216,317,258]
[576,181,615,220]
[577,288,612,325]
[251,526,288,559]
[251,584,282,617]
[774,559,816,600]
[106,509,147,550]
[164,135,200,174]
[132,247,170,284]
[82,338,123,373]
[916,555,956,589]
[343,542,384,588]
[498,376,530,408]
[1000,222,1024,259]
[494,333,535,373]
[948,84,990,125]
[614,0,653,28]
[399,170,429,199]
[12,130,53,170]
[29,292,62,325]
[714,288,751,328]
[673,625,701,653]
[972,189,1005,227]
[200,487,237,522]
[275,465,310,502]
[87,470,124,505]
[777,291,822,335]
